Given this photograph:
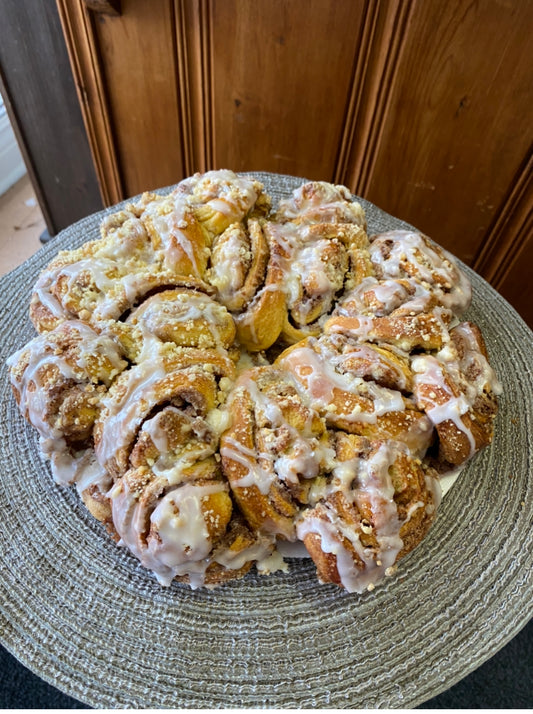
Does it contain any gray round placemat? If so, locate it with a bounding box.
[0,172,531,709]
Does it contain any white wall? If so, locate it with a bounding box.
[0,95,27,197]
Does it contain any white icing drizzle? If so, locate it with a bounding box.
[276,181,366,226]
[338,276,434,318]
[43,258,118,318]
[207,198,239,217]
[411,354,476,457]
[369,230,472,314]
[412,322,501,461]
[140,408,217,486]
[32,435,83,485]
[142,194,202,276]
[98,213,149,261]
[119,272,159,305]
[290,240,341,318]
[112,471,276,589]
[213,535,278,575]
[32,267,67,319]
[96,331,232,479]
[140,409,170,455]
[149,482,226,565]
[46,447,111,493]
[176,169,261,224]
[112,478,227,587]
[8,348,76,441]
[209,224,251,300]
[72,326,127,384]
[220,428,287,496]
[268,221,300,257]
[8,321,125,484]
[73,450,111,494]
[252,546,289,575]
[425,471,443,511]
[333,275,454,350]
[278,342,405,424]
[330,306,452,351]
[221,374,332,497]
[297,441,406,593]
[319,335,411,391]
[449,323,503,398]
[95,349,169,469]
[268,222,347,327]
[130,291,231,349]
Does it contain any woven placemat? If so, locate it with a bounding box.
[0,172,531,708]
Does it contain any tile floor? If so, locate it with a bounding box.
[0,174,46,277]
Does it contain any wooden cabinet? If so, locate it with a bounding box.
[56,0,533,326]
[0,0,102,235]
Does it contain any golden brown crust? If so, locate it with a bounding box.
[275,336,433,457]
[412,321,499,469]
[230,222,287,352]
[296,434,439,591]
[220,367,329,541]
[325,277,454,352]
[125,288,236,351]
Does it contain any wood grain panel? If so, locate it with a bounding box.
[83,0,122,15]
[336,0,412,189]
[174,0,213,175]
[473,151,533,327]
[492,233,533,330]
[91,0,186,198]
[357,0,533,265]
[205,0,366,179]
[57,0,123,205]
[473,152,533,283]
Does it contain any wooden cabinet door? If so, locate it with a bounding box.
[57,0,372,198]
[57,0,533,326]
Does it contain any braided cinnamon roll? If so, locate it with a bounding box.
[29,234,199,336]
[276,335,433,456]
[272,221,372,344]
[274,180,367,227]
[175,169,271,238]
[8,320,126,486]
[412,322,501,468]
[29,206,168,333]
[8,171,501,593]
[220,367,333,540]
[269,182,371,345]
[94,344,235,480]
[139,194,211,279]
[30,170,268,334]
[207,218,287,352]
[296,433,441,593]
[122,288,236,357]
[111,446,273,588]
[325,276,453,352]
[368,230,471,315]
